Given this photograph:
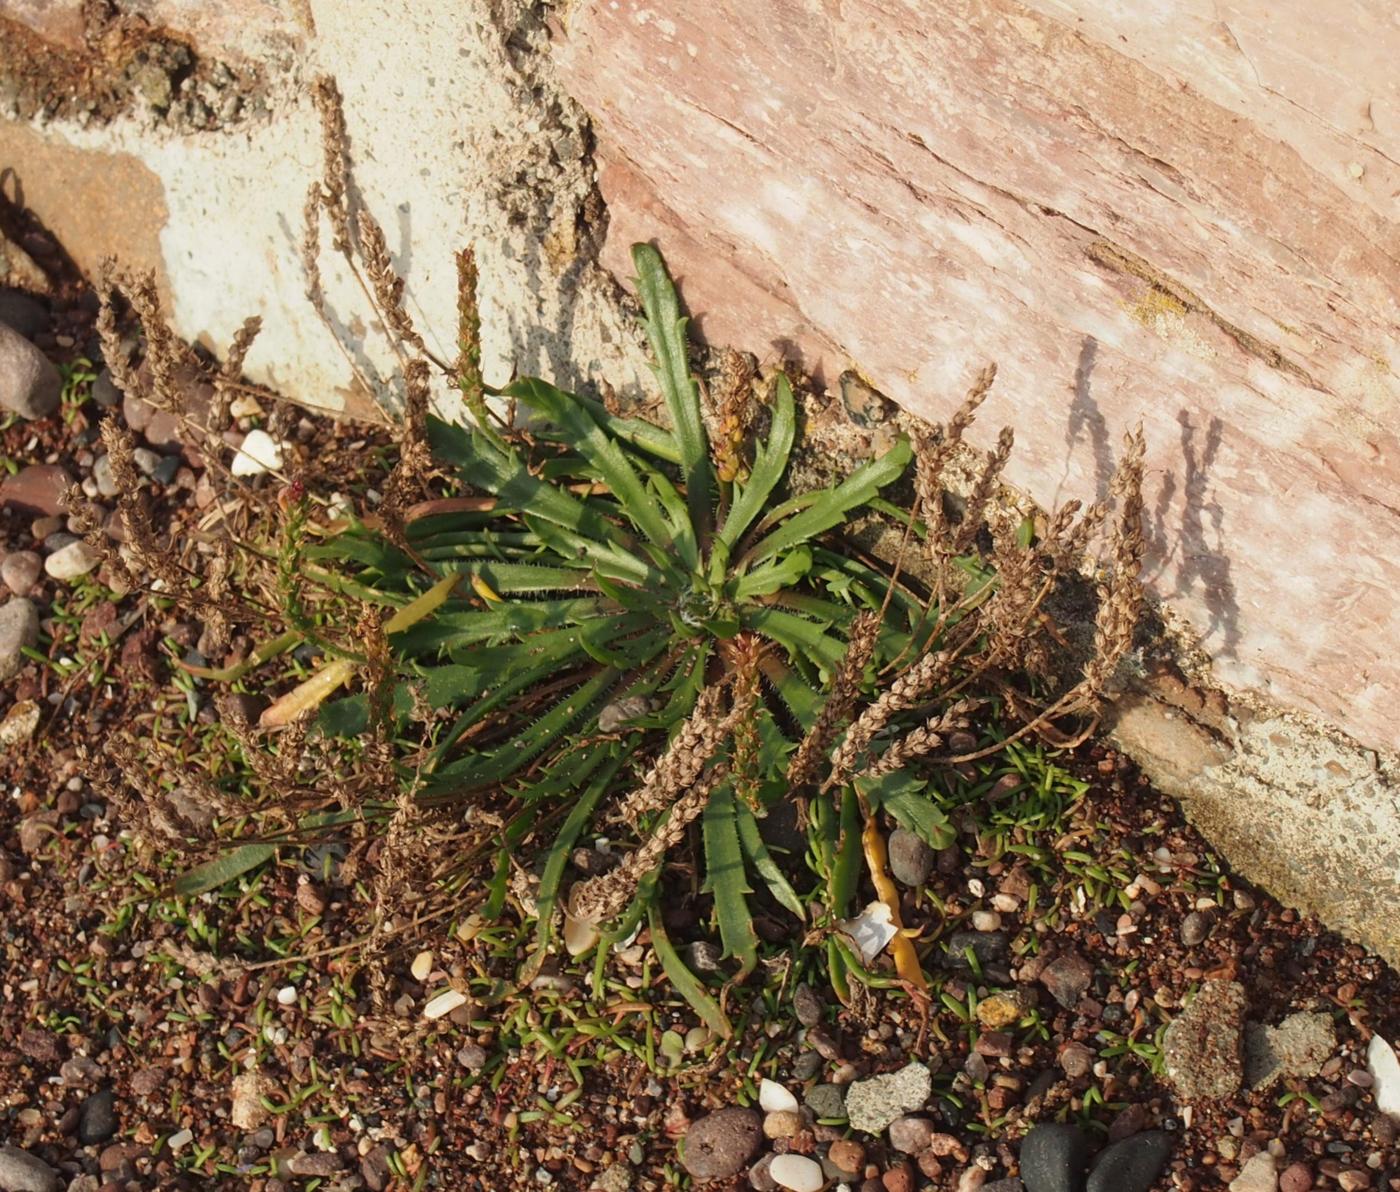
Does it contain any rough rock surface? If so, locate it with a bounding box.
[552,0,1400,967]
[844,1062,932,1134]
[1162,980,1246,1101]
[557,0,1400,759]
[1244,1011,1336,1090]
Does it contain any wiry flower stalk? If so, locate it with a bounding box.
[617,685,740,826]
[571,762,732,923]
[952,424,1015,556]
[915,362,997,574]
[859,699,974,780]
[357,208,425,357]
[786,611,880,790]
[824,648,952,791]
[1082,426,1145,696]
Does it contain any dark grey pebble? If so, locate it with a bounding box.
[793,983,823,1027]
[77,1088,118,1145]
[1180,911,1212,947]
[1085,1131,1172,1192]
[943,930,1009,969]
[1019,1122,1092,1192]
[888,828,935,886]
[804,1083,846,1120]
[0,1144,60,1191]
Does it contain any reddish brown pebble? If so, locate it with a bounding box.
[882,1163,914,1192]
[1280,1163,1313,1192]
[827,1139,865,1175]
[917,1151,944,1180]
[975,1031,1013,1058]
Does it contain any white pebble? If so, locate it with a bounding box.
[971,910,1002,932]
[167,1128,194,1151]
[231,428,284,477]
[411,950,434,982]
[275,985,297,1006]
[44,540,100,582]
[424,989,468,1020]
[770,1153,824,1192]
[758,1077,799,1113]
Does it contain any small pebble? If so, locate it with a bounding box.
[971,910,1003,932]
[44,540,100,582]
[770,1153,824,1192]
[276,985,297,1006]
[411,950,434,982]
[763,1110,803,1140]
[1,550,41,595]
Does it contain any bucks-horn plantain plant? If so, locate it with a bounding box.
[311,244,928,979]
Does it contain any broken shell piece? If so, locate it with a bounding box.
[1368,1033,1400,1118]
[838,900,898,964]
[759,1078,799,1113]
[423,989,468,1020]
[231,428,285,477]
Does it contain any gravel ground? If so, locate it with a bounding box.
[1,277,1398,1192]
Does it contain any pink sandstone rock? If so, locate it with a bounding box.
[556,0,1400,755]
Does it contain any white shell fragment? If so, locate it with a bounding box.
[1368,1033,1400,1118]
[423,989,468,1020]
[231,428,285,477]
[759,1077,799,1113]
[838,900,899,964]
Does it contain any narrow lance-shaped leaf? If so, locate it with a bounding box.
[702,785,758,976]
[649,905,733,1039]
[632,243,714,538]
[712,373,796,578]
[744,436,913,566]
[735,799,805,920]
[170,844,276,897]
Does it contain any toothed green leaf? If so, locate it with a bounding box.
[702,785,758,976]
[649,906,732,1039]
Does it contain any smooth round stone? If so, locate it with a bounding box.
[44,540,100,582]
[680,1108,762,1181]
[888,828,934,886]
[1019,1122,1092,1192]
[77,1088,118,1145]
[770,1153,824,1192]
[888,1115,937,1155]
[763,1110,803,1139]
[0,1144,60,1192]
[0,597,40,681]
[1084,1131,1172,1192]
[2,550,42,595]
[0,322,60,419]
